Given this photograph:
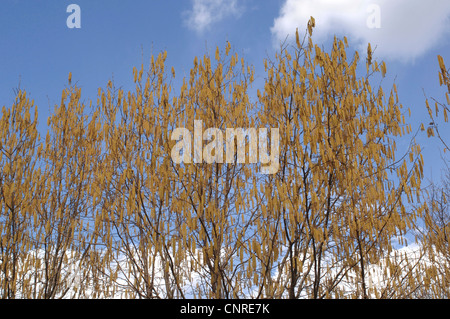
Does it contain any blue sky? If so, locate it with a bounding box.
[1,0,449,185]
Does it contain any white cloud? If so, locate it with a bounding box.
[183,0,242,33]
[271,0,450,62]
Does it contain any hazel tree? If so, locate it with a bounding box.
[255,20,426,299]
